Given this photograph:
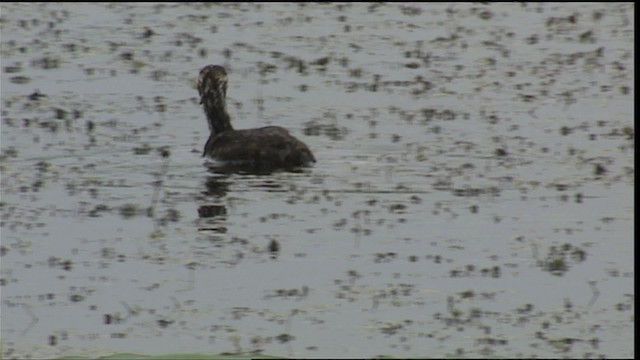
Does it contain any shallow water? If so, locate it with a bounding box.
[1,3,634,358]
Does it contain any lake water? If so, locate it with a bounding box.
[1,3,634,358]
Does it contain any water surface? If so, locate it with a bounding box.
[1,3,634,358]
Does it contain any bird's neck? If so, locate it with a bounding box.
[203,97,234,135]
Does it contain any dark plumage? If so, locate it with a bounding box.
[197,65,315,169]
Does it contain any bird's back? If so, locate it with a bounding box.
[203,126,315,168]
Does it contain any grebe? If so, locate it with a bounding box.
[197,65,315,169]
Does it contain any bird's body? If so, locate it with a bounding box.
[197,65,315,169]
[203,125,315,167]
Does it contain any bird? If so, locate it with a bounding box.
[197,65,315,169]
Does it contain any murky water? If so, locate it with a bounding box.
[1,3,634,358]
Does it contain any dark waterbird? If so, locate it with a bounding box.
[197,65,315,169]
